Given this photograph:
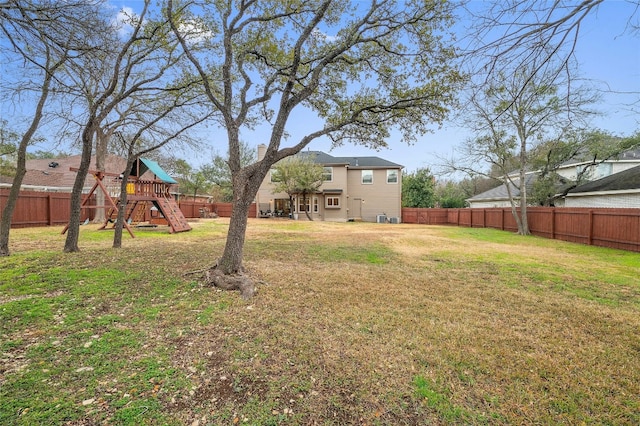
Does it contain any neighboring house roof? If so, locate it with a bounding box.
[15,155,130,190]
[568,164,640,194]
[1,155,164,191]
[299,150,403,169]
[466,174,537,202]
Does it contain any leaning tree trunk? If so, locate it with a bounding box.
[93,128,110,224]
[0,67,53,256]
[303,192,313,221]
[504,177,525,234]
[0,160,27,257]
[64,126,94,252]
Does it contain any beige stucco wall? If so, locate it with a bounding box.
[345,168,402,222]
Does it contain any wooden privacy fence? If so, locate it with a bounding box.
[0,189,255,228]
[177,201,256,219]
[3,189,638,252]
[402,207,640,252]
[0,189,93,228]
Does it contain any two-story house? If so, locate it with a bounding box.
[255,145,403,222]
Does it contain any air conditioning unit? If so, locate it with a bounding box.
[376,214,387,223]
[389,217,400,224]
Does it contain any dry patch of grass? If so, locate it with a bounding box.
[1,219,639,425]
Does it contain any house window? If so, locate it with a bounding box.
[387,169,398,184]
[298,197,310,212]
[270,169,281,183]
[326,196,340,208]
[313,197,319,213]
[361,170,373,184]
[595,163,612,179]
[322,167,333,182]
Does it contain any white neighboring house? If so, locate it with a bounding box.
[564,164,640,208]
[466,148,640,208]
[466,174,536,208]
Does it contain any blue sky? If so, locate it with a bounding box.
[3,1,639,175]
[203,1,640,173]
[306,1,640,173]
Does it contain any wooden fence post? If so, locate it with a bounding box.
[588,210,594,246]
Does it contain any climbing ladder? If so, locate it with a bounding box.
[153,195,191,233]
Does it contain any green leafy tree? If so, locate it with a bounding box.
[272,155,324,220]
[435,180,467,208]
[201,141,256,202]
[167,0,463,297]
[402,168,436,208]
[25,150,69,160]
[174,159,212,201]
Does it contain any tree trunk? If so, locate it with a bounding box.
[503,176,524,234]
[93,128,109,223]
[303,191,312,221]
[64,127,94,252]
[517,142,531,235]
[0,64,53,256]
[0,165,26,257]
[206,168,265,299]
[218,198,250,273]
[113,160,134,248]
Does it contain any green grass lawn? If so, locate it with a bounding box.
[1,219,639,425]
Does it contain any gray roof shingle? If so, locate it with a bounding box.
[299,150,403,168]
[467,174,537,201]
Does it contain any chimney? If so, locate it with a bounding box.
[257,144,267,161]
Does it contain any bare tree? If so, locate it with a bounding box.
[167,0,463,298]
[110,95,208,249]
[444,60,596,234]
[464,0,639,116]
[63,0,207,252]
[0,0,103,256]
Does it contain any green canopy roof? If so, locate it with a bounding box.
[136,158,177,184]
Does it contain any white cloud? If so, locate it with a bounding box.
[111,6,140,38]
[312,28,339,43]
[177,19,213,45]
